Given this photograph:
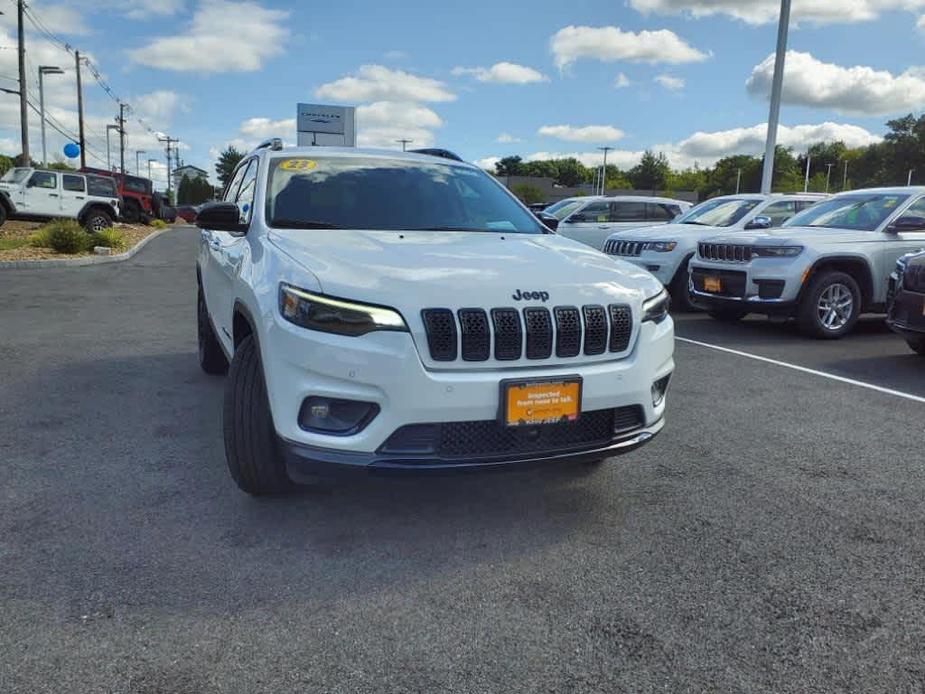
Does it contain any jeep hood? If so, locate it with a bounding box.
[702,226,881,246]
[612,222,730,240]
[269,229,662,309]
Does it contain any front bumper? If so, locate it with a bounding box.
[887,285,925,338]
[261,312,674,466]
[687,259,803,316]
[281,417,665,478]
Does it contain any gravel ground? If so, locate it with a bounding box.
[1,227,924,693]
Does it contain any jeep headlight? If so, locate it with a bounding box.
[751,245,803,258]
[643,241,677,253]
[279,284,408,336]
[642,289,670,324]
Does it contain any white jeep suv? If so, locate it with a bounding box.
[196,143,675,495]
[688,188,925,338]
[602,193,825,310]
[0,167,120,232]
[555,195,692,250]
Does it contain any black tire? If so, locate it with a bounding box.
[223,335,292,496]
[707,307,747,322]
[83,208,113,233]
[907,336,925,356]
[0,203,8,228]
[668,261,696,312]
[797,270,861,339]
[122,199,141,224]
[197,287,228,375]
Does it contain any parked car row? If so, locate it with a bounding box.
[578,188,925,353]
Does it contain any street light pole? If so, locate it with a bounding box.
[395,138,412,151]
[38,66,64,166]
[803,153,811,193]
[147,158,156,181]
[735,168,742,194]
[135,150,146,175]
[760,0,792,194]
[825,163,834,193]
[106,125,120,170]
[598,146,613,195]
[908,169,915,186]
[843,160,848,191]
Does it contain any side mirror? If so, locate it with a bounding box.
[535,211,559,232]
[745,215,772,230]
[196,202,246,233]
[564,213,586,224]
[888,216,925,233]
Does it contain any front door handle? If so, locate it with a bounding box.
[49,193,59,197]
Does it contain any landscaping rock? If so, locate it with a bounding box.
[93,246,113,256]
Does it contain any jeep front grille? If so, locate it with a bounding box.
[420,304,633,362]
[604,239,645,257]
[698,242,753,263]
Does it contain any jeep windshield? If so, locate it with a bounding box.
[676,198,760,227]
[266,156,544,233]
[783,193,910,231]
[1,168,30,184]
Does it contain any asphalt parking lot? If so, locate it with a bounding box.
[2,226,924,693]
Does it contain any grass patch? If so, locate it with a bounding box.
[149,218,168,229]
[90,227,126,251]
[0,237,30,251]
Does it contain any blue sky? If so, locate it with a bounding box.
[2,0,925,187]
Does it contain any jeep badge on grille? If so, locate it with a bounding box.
[512,290,550,302]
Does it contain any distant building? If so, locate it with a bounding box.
[173,165,209,183]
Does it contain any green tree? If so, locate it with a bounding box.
[215,146,244,188]
[177,175,192,205]
[0,155,12,177]
[189,177,214,204]
[511,184,545,205]
[628,151,670,190]
[494,156,524,177]
[554,158,587,187]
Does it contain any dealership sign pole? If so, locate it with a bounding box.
[760,0,791,194]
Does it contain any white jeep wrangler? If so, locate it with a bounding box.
[0,167,120,232]
[196,142,675,495]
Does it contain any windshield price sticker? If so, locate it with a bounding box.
[279,159,317,171]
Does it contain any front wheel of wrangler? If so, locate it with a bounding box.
[223,335,292,496]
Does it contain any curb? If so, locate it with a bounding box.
[0,226,178,270]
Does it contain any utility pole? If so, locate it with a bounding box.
[106,124,120,170]
[159,135,179,197]
[17,0,29,163]
[908,169,915,186]
[803,153,811,192]
[135,150,145,175]
[147,158,156,181]
[760,0,792,194]
[825,163,834,193]
[75,52,86,168]
[395,138,412,151]
[117,103,127,174]
[735,168,742,194]
[598,146,613,195]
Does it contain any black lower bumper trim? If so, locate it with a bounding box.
[689,290,796,317]
[280,418,665,479]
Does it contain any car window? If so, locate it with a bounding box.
[124,178,148,194]
[760,201,797,227]
[893,197,925,222]
[62,174,85,193]
[784,194,909,231]
[549,200,584,220]
[646,203,676,222]
[676,198,760,227]
[235,159,258,224]
[610,201,648,222]
[266,156,544,233]
[2,167,31,183]
[28,172,57,189]
[223,162,250,202]
[87,176,117,197]
[571,202,610,222]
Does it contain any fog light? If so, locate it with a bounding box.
[298,397,379,435]
[651,375,671,407]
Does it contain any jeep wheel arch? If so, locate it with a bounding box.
[801,256,874,308]
[79,202,118,223]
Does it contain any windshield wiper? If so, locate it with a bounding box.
[271,219,346,229]
[404,226,497,232]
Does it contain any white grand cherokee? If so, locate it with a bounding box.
[602,193,825,310]
[196,143,675,495]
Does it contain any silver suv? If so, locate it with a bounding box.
[603,193,825,310]
[688,188,925,338]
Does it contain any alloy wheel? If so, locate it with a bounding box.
[816,283,854,331]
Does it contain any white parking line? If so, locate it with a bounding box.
[676,336,925,405]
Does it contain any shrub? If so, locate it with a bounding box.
[90,227,126,251]
[511,184,545,205]
[31,220,89,254]
[149,218,168,229]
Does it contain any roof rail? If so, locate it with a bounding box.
[254,138,283,152]
[409,148,463,162]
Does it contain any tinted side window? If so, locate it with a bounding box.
[223,163,251,202]
[761,201,797,227]
[29,172,57,189]
[63,174,85,192]
[234,159,258,223]
[611,201,648,222]
[124,178,148,194]
[87,177,117,196]
[894,197,925,222]
[646,203,675,221]
[571,202,609,222]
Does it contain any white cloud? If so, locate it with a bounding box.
[496,133,521,143]
[239,117,297,138]
[629,0,925,25]
[451,62,549,84]
[132,90,185,123]
[919,13,925,27]
[538,124,626,143]
[475,156,501,170]
[128,0,289,73]
[747,50,925,116]
[355,101,443,148]
[655,74,685,90]
[550,25,708,69]
[315,64,455,103]
[614,72,632,88]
